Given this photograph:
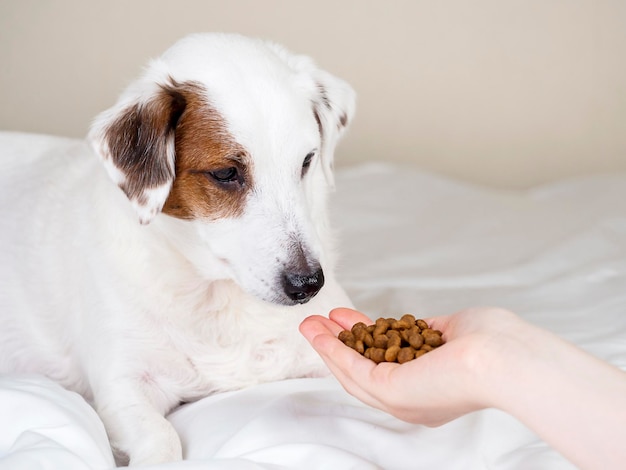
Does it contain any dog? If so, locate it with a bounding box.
[0,33,355,465]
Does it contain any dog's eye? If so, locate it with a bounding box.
[209,167,240,185]
[301,152,315,178]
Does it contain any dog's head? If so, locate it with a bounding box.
[89,33,355,306]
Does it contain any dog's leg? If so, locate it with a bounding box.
[93,383,182,466]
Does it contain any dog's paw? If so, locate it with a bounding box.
[125,416,183,466]
[98,396,183,466]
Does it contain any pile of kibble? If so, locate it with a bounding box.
[338,314,444,364]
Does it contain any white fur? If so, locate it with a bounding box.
[0,33,355,465]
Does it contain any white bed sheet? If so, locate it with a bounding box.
[2,133,626,469]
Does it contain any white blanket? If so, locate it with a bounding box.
[2,133,626,469]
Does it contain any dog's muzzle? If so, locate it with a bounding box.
[282,268,325,304]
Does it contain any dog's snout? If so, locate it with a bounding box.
[282,268,325,304]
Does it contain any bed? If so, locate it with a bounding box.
[1,132,625,470]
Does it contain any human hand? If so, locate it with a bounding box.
[299,306,523,426]
[302,306,626,469]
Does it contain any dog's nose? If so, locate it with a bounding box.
[282,268,325,304]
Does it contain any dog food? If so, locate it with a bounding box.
[338,314,444,364]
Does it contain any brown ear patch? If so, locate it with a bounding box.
[103,84,187,204]
[161,83,253,220]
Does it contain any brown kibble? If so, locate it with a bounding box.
[400,328,410,343]
[414,349,428,359]
[362,331,374,348]
[384,345,401,362]
[422,329,444,347]
[338,330,354,344]
[386,330,401,348]
[391,319,412,330]
[338,316,444,364]
[369,348,386,364]
[352,323,367,340]
[338,330,356,349]
[373,318,390,337]
[352,323,374,348]
[373,334,388,349]
[397,347,415,364]
[407,331,424,349]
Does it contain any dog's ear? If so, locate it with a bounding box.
[310,69,356,187]
[265,41,356,187]
[89,79,188,224]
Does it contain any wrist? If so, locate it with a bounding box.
[468,311,548,413]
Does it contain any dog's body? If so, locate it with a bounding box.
[0,33,355,465]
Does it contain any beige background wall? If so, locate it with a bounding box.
[1,0,625,188]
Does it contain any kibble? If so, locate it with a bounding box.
[338,314,444,364]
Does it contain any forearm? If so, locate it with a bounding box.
[487,322,626,469]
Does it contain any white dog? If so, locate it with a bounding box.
[0,33,355,465]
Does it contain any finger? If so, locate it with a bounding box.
[310,331,390,410]
[300,316,389,409]
[299,314,345,341]
[301,313,398,399]
[328,307,374,329]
